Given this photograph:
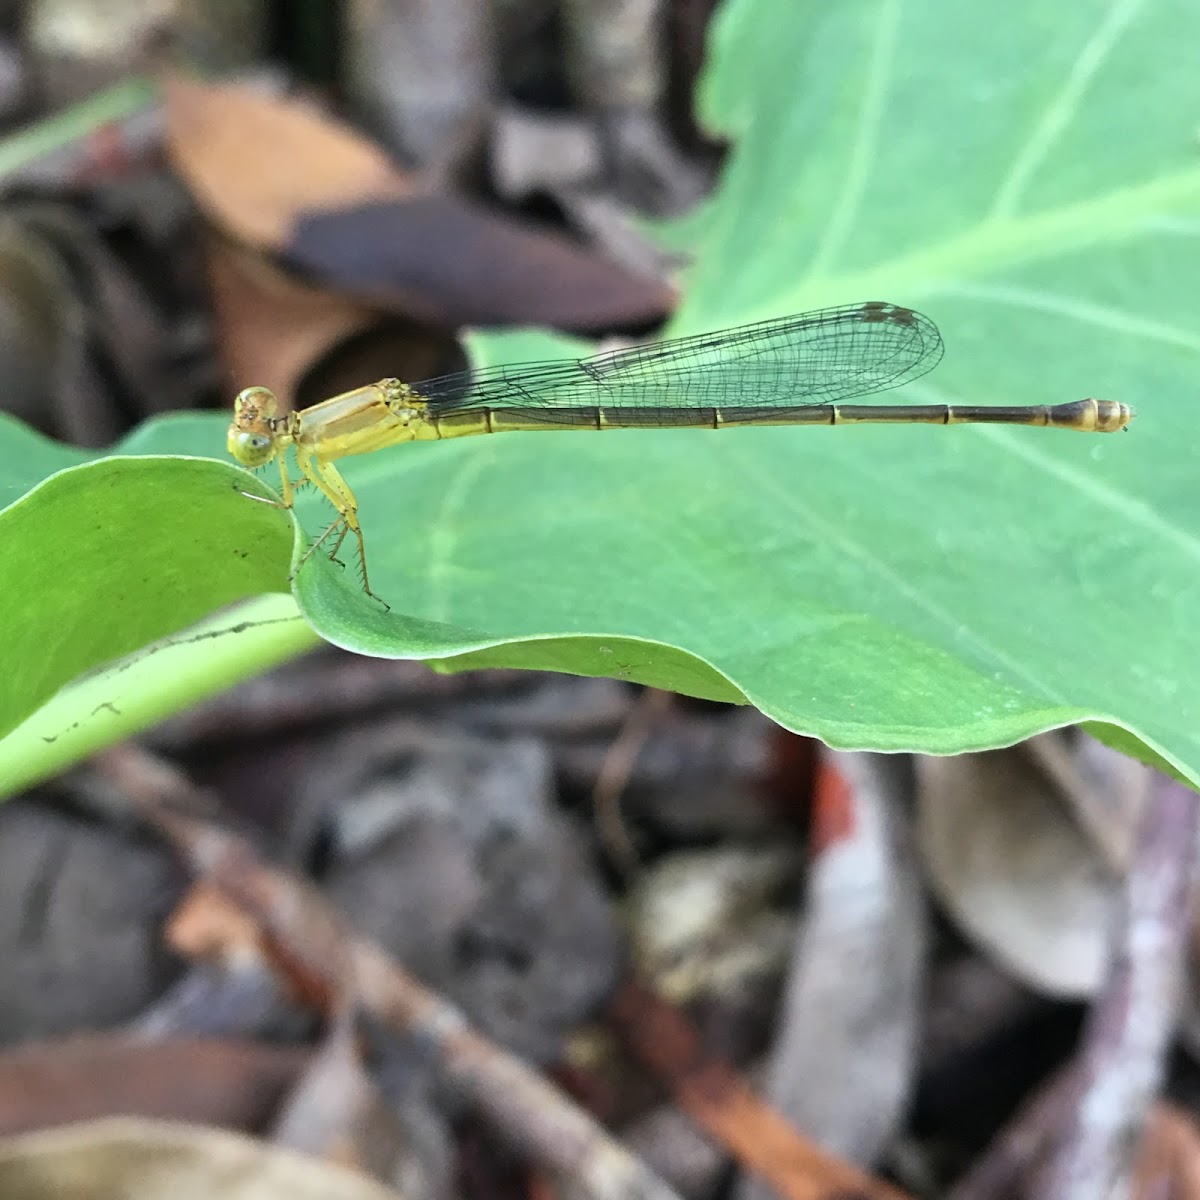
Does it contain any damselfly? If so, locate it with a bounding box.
[227,301,1131,599]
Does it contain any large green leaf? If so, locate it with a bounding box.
[2,0,1198,793]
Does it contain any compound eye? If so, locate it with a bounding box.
[228,427,276,466]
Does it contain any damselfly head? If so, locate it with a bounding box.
[228,386,280,467]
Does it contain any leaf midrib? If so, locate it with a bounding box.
[732,166,1200,323]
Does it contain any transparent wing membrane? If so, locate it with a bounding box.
[414,302,944,421]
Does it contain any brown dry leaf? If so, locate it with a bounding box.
[204,234,376,405]
[165,882,334,1014]
[916,742,1119,996]
[166,881,268,964]
[205,234,457,410]
[607,980,915,1200]
[165,71,674,333]
[0,1035,307,1138]
[0,1117,406,1199]
[1134,1102,1200,1199]
[286,194,675,330]
[162,72,408,250]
